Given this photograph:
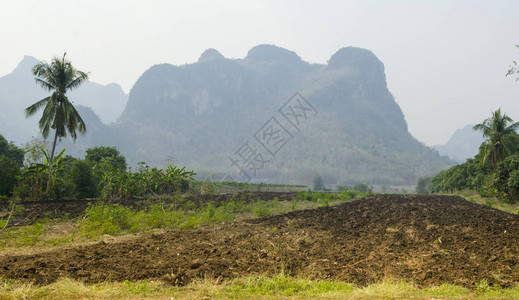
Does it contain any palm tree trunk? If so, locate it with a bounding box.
[50,130,59,163]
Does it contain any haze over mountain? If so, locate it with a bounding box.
[1,46,453,186]
[0,55,128,144]
[109,44,451,185]
[433,124,485,163]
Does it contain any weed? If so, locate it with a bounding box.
[290,197,298,210]
[253,200,272,218]
[485,198,497,207]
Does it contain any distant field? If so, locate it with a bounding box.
[193,181,309,193]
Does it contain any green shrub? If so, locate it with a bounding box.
[80,203,138,238]
[253,200,272,218]
[67,160,98,198]
[0,156,21,197]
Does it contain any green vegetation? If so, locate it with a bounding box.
[85,146,127,172]
[313,175,325,191]
[430,109,519,203]
[193,181,308,193]
[291,190,368,208]
[9,144,195,201]
[25,53,89,163]
[0,135,24,197]
[451,190,519,215]
[0,190,365,249]
[473,108,519,171]
[1,275,518,299]
[77,200,236,239]
[67,159,97,198]
[415,176,432,194]
[352,183,373,193]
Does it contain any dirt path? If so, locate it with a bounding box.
[1,194,518,288]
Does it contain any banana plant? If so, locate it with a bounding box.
[21,147,68,200]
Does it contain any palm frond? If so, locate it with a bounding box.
[66,71,89,90]
[505,122,519,134]
[63,100,87,141]
[32,62,49,77]
[34,78,55,92]
[39,100,57,139]
[473,123,491,138]
[25,97,50,118]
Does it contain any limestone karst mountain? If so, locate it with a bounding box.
[1,47,452,185]
[113,45,452,185]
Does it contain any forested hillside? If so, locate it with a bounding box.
[110,45,452,185]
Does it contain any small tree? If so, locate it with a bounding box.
[313,175,325,191]
[67,160,98,198]
[85,146,127,172]
[416,177,431,194]
[353,183,371,193]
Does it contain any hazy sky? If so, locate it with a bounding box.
[1,0,518,145]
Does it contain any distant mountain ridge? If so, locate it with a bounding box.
[113,44,452,185]
[1,47,453,186]
[433,124,484,163]
[0,55,128,144]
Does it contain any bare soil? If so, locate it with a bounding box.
[4,191,299,225]
[1,194,518,288]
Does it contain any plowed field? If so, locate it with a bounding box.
[1,194,518,288]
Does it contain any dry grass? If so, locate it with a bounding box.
[449,190,519,214]
[1,275,519,299]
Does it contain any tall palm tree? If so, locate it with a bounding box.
[25,53,89,162]
[473,108,519,171]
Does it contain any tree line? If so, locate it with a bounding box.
[0,140,194,200]
[426,109,519,202]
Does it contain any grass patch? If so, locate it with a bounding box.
[294,190,367,203]
[0,190,366,249]
[191,181,308,193]
[452,190,519,214]
[221,273,355,298]
[1,275,519,299]
[0,277,178,299]
[77,200,236,238]
[0,219,78,249]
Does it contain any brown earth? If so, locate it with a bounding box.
[1,194,518,288]
[3,191,299,225]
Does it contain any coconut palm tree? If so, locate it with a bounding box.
[473,108,519,171]
[25,53,89,162]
